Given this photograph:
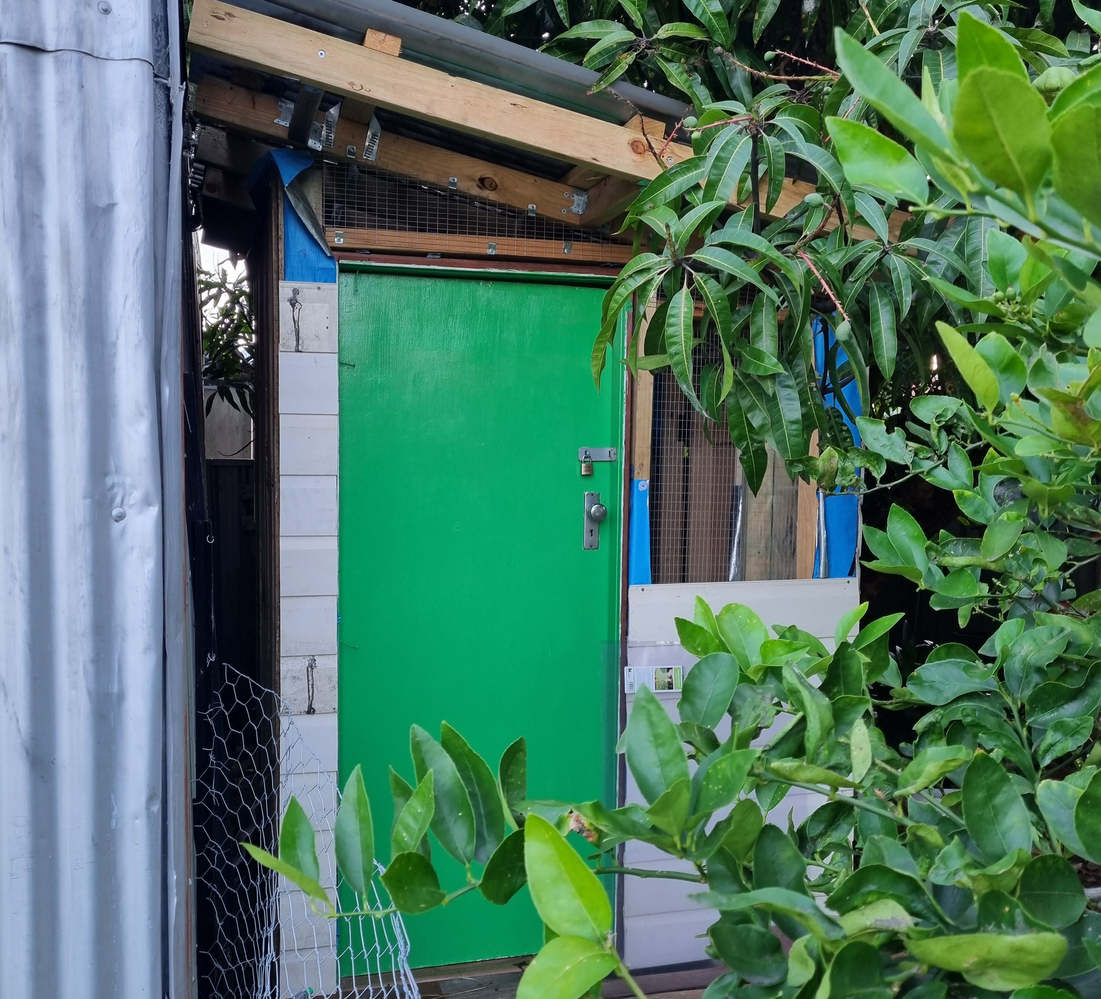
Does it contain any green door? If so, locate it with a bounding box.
[337,265,623,971]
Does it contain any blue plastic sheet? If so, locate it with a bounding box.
[249,149,336,283]
[813,317,861,578]
[628,479,652,585]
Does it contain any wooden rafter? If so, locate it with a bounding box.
[193,77,603,229]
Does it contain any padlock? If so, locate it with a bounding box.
[580,450,594,476]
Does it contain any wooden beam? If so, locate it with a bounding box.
[326,227,633,263]
[795,431,819,579]
[188,0,691,182]
[581,175,642,227]
[196,125,273,175]
[632,299,656,481]
[194,77,604,229]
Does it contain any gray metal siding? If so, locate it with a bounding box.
[0,0,190,995]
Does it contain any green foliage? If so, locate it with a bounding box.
[198,262,254,418]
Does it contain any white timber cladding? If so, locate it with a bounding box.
[622,578,860,970]
[278,280,340,992]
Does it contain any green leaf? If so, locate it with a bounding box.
[441,723,505,864]
[936,321,1000,411]
[334,765,374,897]
[411,724,476,865]
[500,737,527,817]
[675,617,725,658]
[693,748,759,817]
[624,685,689,805]
[1037,717,1093,768]
[1037,779,1089,856]
[682,0,730,45]
[515,935,617,999]
[680,653,739,728]
[828,864,943,924]
[392,771,434,859]
[1072,0,1101,33]
[833,30,952,156]
[952,68,1053,199]
[856,417,914,466]
[727,393,768,493]
[666,283,704,416]
[975,332,1028,404]
[516,935,617,999]
[481,829,527,905]
[867,284,898,380]
[826,940,892,999]
[524,813,611,942]
[896,745,972,797]
[835,603,869,647]
[839,899,915,937]
[981,516,1025,561]
[956,11,1028,81]
[241,842,332,910]
[850,718,873,782]
[280,795,321,884]
[753,0,782,42]
[1050,62,1101,120]
[691,247,780,304]
[1075,769,1101,863]
[780,667,835,760]
[716,603,768,671]
[380,851,446,914]
[709,923,787,985]
[1052,103,1101,229]
[1018,855,1087,929]
[905,932,1067,991]
[826,117,929,206]
[753,825,808,894]
[646,778,691,836]
[767,759,858,789]
[963,752,1033,863]
[1027,667,1101,728]
[696,886,846,941]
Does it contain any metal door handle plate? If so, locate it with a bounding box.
[584,492,607,550]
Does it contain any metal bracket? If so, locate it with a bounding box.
[274,97,294,128]
[362,113,381,162]
[578,447,617,463]
[568,188,588,215]
[448,176,458,191]
[562,242,573,255]
[527,204,536,218]
[487,242,497,255]
[310,100,341,152]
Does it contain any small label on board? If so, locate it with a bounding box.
[624,666,683,694]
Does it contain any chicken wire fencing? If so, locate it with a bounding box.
[193,661,420,999]
[320,162,632,264]
[648,368,801,584]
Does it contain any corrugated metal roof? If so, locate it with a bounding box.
[0,0,191,995]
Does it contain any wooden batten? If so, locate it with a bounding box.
[362,27,401,56]
[326,227,633,263]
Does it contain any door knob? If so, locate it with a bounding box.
[583,492,607,550]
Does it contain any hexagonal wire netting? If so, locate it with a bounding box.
[193,661,420,999]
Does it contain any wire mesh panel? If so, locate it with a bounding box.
[193,662,419,999]
[320,163,631,263]
[649,371,800,584]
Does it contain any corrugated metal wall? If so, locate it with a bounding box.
[0,0,191,995]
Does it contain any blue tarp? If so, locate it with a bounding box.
[249,149,336,283]
[813,317,861,578]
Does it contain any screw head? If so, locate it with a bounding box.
[98,1,111,12]
[111,506,126,522]
[317,49,326,57]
